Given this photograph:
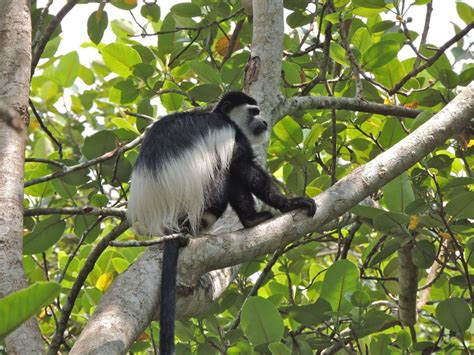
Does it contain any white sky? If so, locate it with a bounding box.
[38,0,470,61]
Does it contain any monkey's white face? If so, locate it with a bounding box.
[228,104,269,145]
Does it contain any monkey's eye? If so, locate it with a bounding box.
[249,107,260,116]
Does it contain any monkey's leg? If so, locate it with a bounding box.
[228,176,273,228]
[231,161,316,217]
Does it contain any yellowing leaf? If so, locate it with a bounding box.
[467,139,474,148]
[408,215,419,230]
[38,309,48,320]
[404,101,419,109]
[439,232,452,240]
[137,332,150,341]
[96,272,114,292]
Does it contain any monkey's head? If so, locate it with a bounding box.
[214,91,269,144]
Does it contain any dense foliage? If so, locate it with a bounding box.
[1,0,473,353]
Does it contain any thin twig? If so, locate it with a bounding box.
[131,9,244,37]
[29,99,63,159]
[415,2,433,68]
[24,207,126,218]
[389,21,474,95]
[222,19,245,63]
[32,0,81,74]
[25,132,144,187]
[229,248,284,330]
[25,157,66,169]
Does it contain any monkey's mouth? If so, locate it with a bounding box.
[252,120,268,136]
[253,126,267,136]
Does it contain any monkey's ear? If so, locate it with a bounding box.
[220,100,232,113]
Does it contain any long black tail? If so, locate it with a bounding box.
[160,238,180,355]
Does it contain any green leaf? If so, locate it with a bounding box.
[91,194,109,207]
[23,216,66,255]
[170,3,202,17]
[79,65,95,85]
[445,191,474,219]
[110,79,139,104]
[0,282,61,338]
[370,334,392,355]
[54,52,80,87]
[273,116,303,146]
[132,63,154,80]
[435,298,471,333]
[240,297,284,346]
[157,14,176,58]
[370,20,395,33]
[350,205,385,219]
[286,11,313,28]
[351,26,372,54]
[396,329,412,349]
[382,173,415,213]
[456,1,474,25]
[373,211,410,233]
[351,290,371,307]
[101,43,142,78]
[320,260,359,313]
[330,42,349,66]
[160,82,184,112]
[459,67,474,86]
[352,0,386,9]
[141,4,160,22]
[374,59,405,88]
[363,40,399,69]
[286,298,332,325]
[379,117,406,149]
[82,130,117,159]
[334,0,350,6]
[189,61,221,84]
[354,311,397,338]
[412,240,436,268]
[189,84,222,102]
[87,10,108,44]
[353,0,386,8]
[110,0,137,10]
[268,343,292,355]
[437,69,459,89]
[369,237,403,266]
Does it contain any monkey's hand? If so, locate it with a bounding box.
[281,198,316,217]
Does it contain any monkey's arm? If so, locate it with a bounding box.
[231,160,316,217]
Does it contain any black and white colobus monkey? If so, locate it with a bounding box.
[127,91,316,354]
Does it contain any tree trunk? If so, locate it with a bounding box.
[0,1,44,353]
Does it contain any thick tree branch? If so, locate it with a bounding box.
[278,95,422,120]
[71,84,473,354]
[0,1,44,353]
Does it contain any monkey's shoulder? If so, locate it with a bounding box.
[149,111,233,136]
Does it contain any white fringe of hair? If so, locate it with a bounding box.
[127,127,236,236]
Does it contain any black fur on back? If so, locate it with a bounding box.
[135,111,232,172]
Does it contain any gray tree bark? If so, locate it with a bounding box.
[0,1,44,354]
